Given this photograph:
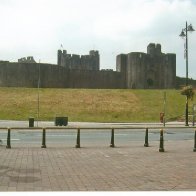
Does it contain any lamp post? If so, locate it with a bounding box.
[179,21,195,126]
[37,60,41,127]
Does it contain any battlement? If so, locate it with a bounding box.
[18,56,36,63]
[101,69,114,71]
[58,50,100,71]
[147,43,162,56]
[89,50,99,56]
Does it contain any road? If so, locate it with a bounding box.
[0,126,195,147]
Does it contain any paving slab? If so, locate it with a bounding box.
[0,140,196,191]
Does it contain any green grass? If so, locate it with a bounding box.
[0,87,195,122]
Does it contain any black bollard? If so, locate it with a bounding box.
[6,128,11,149]
[41,128,47,148]
[110,128,115,148]
[144,128,149,147]
[159,129,165,152]
[75,128,80,148]
[193,130,196,152]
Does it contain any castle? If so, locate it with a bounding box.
[117,43,176,89]
[18,56,36,63]
[57,50,99,71]
[0,43,176,89]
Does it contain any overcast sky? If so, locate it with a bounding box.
[0,0,196,79]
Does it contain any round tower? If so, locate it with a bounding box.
[126,52,146,89]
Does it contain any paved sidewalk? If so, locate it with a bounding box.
[0,140,196,191]
[0,120,191,128]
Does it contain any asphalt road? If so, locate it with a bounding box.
[0,120,195,147]
[0,128,195,147]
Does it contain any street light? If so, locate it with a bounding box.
[37,60,41,127]
[179,21,195,126]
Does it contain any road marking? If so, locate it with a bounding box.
[116,134,129,136]
[47,134,75,137]
[1,139,20,141]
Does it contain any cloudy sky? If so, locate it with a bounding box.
[0,0,196,79]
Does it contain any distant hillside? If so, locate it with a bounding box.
[176,76,196,89]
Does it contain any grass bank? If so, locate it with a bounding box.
[0,87,195,122]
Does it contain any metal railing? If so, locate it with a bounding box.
[0,126,196,152]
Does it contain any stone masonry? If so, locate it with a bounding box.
[0,43,176,89]
[57,50,100,71]
[116,43,176,89]
[18,56,36,63]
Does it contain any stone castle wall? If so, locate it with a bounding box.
[0,62,125,89]
[0,43,176,89]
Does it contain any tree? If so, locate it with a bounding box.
[181,85,195,101]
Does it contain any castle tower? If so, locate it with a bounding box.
[116,54,127,73]
[163,53,176,88]
[116,54,127,87]
[57,49,100,71]
[71,54,80,69]
[57,50,62,66]
[126,52,147,89]
[155,44,162,55]
[147,43,156,56]
[89,50,100,71]
[116,43,176,89]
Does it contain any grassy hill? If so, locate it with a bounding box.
[0,87,195,122]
